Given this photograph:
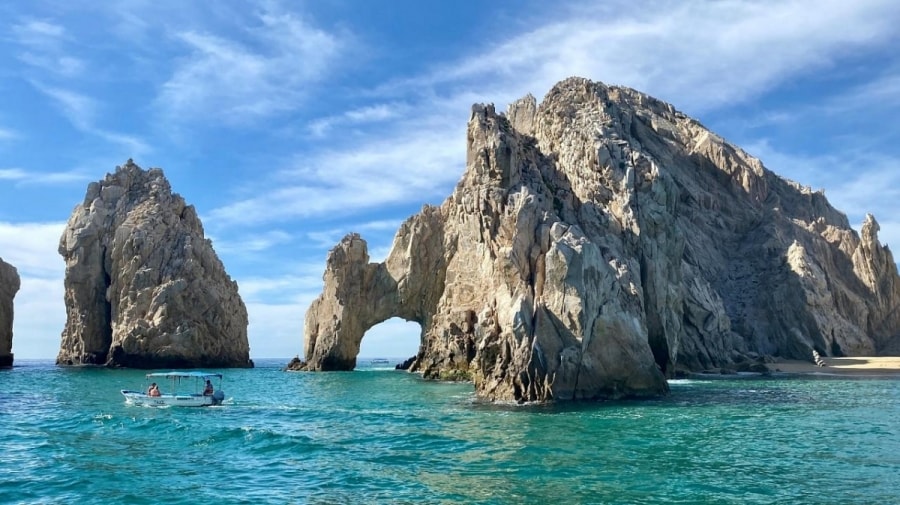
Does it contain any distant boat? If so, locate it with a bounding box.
[121,371,226,407]
[370,359,390,364]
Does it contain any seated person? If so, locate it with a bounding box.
[203,380,214,396]
[148,383,161,397]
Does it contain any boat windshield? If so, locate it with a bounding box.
[145,371,223,380]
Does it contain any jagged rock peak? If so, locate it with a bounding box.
[57,160,252,368]
[301,77,900,402]
[0,257,20,368]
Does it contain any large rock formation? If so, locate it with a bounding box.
[301,77,900,402]
[0,257,20,367]
[57,160,252,368]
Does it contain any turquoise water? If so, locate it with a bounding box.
[2,360,899,504]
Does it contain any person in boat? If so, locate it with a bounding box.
[148,383,161,397]
[203,380,214,396]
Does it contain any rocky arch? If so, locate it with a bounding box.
[303,209,447,371]
[300,77,900,402]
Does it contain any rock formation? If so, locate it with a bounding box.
[57,160,252,368]
[0,257,20,367]
[300,77,900,402]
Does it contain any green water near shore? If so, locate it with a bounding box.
[2,359,899,504]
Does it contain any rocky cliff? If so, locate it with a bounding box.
[57,160,252,368]
[301,77,900,402]
[0,257,20,367]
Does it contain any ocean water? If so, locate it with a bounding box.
[1,359,899,504]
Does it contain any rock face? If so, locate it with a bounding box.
[302,77,900,402]
[0,257,20,367]
[57,160,252,368]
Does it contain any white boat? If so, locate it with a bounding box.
[121,371,226,407]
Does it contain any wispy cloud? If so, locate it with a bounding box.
[212,229,294,256]
[0,167,89,186]
[0,168,27,180]
[30,82,150,156]
[10,277,66,359]
[0,221,65,278]
[307,102,410,138]
[211,0,900,231]
[157,9,346,123]
[380,0,900,113]
[823,69,900,115]
[305,219,404,249]
[31,82,96,130]
[0,127,20,142]
[358,318,421,358]
[209,124,464,226]
[743,138,900,248]
[11,18,85,78]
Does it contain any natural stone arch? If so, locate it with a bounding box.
[300,77,900,403]
[303,209,447,371]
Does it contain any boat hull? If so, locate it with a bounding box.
[121,390,223,407]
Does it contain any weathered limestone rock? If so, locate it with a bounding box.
[0,257,20,367]
[57,160,252,368]
[301,77,900,402]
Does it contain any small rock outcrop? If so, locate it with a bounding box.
[57,160,252,368]
[301,77,900,402]
[0,257,20,367]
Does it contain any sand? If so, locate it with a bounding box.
[770,356,900,376]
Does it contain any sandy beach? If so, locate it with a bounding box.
[771,356,900,376]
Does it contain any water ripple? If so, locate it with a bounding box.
[1,362,899,503]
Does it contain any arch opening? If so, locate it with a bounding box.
[358,317,422,368]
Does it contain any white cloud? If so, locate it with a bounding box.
[0,222,67,359]
[12,19,85,78]
[212,229,293,256]
[359,318,421,359]
[18,52,85,77]
[246,301,303,358]
[10,277,65,359]
[238,264,326,358]
[13,19,64,38]
[824,69,900,114]
[0,128,20,142]
[0,221,65,279]
[879,221,900,255]
[29,83,150,156]
[210,0,900,230]
[307,102,409,137]
[158,9,345,123]
[742,139,900,252]
[31,82,96,130]
[304,219,404,250]
[0,167,89,186]
[382,0,899,114]
[0,168,27,180]
[209,124,465,226]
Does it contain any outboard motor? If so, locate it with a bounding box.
[212,390,225,405]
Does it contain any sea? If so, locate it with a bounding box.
[1,359,899,505]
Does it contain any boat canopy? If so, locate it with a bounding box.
[145,371,223,379]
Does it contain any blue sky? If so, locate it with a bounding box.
[1,0,899,359]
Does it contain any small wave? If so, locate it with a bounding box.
[667,379,701,385]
